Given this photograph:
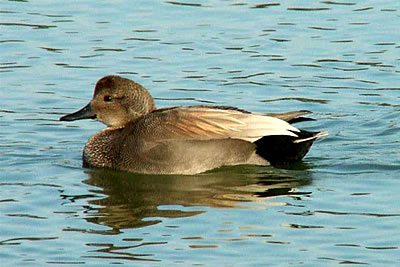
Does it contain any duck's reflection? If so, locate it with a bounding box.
[82,165,312,232]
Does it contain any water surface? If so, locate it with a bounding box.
[1,1,400,266]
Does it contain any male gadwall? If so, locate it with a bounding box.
[60,75,327,175]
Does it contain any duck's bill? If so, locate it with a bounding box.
[59,103,96,121]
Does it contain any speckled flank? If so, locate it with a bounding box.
[83,128,122,169]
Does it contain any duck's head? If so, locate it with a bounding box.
[59,75,155,128]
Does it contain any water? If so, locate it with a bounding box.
[1,0,400,266]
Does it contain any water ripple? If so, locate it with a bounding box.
[0,22,56,29]
[251,3,280,9]
[166,1,202,7]
[0,237,58,246]
[260,97,330,104]
[316,210,400,217]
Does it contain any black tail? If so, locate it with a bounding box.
[254,130,325,165]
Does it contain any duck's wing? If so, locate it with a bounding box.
[134,106,301,143]
[266,110,314,124]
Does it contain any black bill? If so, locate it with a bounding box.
[59,103,96,121]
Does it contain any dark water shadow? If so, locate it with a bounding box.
[81,165,313,233]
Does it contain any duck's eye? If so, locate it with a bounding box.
[104,95,112,102]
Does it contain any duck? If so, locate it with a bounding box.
[59,75,327,175]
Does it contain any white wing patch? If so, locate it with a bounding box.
[177,107,300,142]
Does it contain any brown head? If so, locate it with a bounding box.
[59,75,155,128]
